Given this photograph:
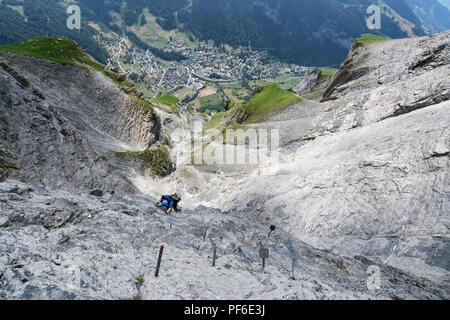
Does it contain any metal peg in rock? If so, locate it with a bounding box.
[259,247,269,270]
[212,247,217,267]
[268,225,276,237]
[290,259,296,280]
[155,245,164,278]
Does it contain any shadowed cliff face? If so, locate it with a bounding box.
[0,51,161,192]
[0,32,449,300]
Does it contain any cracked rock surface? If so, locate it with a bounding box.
[0,180,447,300]
[175,32,450,287]
[0,32,449,299]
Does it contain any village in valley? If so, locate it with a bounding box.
[102,35,314,114]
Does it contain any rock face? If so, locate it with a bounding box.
[319,31,449,134]
[176,32,450,286]
[294,69,320,95]
[0,32,449,300]
[0,180,447,300]
[0,51,161,192]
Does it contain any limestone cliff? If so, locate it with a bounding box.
[178,31,450,286]
[0,33,449,300]
[0,49,162,192]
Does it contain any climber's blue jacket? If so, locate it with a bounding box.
[161,195,175,209]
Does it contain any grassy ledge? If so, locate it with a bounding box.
[356,34,389,45]
[111,146,171,177]
[318,68,337,81]
[236,83,301,124]
[151,93,179,113]
[151,93,179,107]
[204,84,301,132]
[0,36,92,65]
[130,96,155,114]
[0,36,132,87]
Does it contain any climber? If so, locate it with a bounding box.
[157,193,182,215]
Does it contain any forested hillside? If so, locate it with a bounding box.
[0,0,448,66]
[0,0,109,63]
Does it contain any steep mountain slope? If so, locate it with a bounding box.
[0,37,164,191]
[176,31,450,284]
[181,0,426,65]
[405,0,450,33]
[0,0,439,66]
[2,179,448,300]
[1,36,448,300]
